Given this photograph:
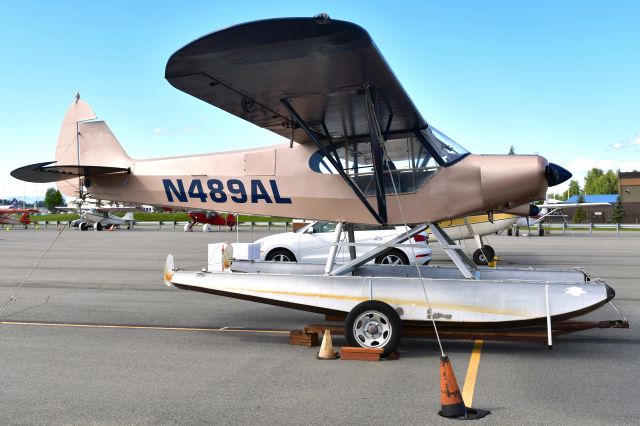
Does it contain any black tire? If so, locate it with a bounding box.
[482,245,495,261]
[472,248,490,265]
[538,228,545,237]
[515,228,520,237]
[345,300,402,356]
[507,228,513,236]
[375,249,409,265]
[94,222,103,231]
[79,222,88,231]
[265,248,297,262]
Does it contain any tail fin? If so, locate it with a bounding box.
[122,212,135,222]
[19,212,31,224]
[54,96,131,196]
[11,95,132,195]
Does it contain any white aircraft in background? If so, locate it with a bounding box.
[57,203,138,231]
[437,199,612,264]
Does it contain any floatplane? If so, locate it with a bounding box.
[12,16,625,354]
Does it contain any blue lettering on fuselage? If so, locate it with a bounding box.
[162,178,292,204]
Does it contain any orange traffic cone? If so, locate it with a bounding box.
[439,355,489,420]
[317,330,338,359]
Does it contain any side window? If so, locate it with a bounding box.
[308,134,441,194]
[312,222,337,233]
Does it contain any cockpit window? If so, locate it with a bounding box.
[309,134,440,195]
[421,127,469,165]
[308,126,470,195]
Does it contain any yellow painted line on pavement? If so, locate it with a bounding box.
[461,340,484,406]
[0,321,289,334]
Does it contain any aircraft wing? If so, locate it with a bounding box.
[537,202,612,208]
[92,206,141,213]
[165,17,426,144]
[2,209,38,214]
[55,207,79,212]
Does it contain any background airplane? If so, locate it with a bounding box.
[0,199,38,228]
[184,211,236,232]
[434,199,613,264]
[57,204,138,231]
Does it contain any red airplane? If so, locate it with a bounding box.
[0,199,39,228]
[184,211,236,232]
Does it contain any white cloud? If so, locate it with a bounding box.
[153,128,165,134]
[633,131,640,145]
[612,142,623,149]
[566,157,618,174]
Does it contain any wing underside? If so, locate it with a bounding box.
[165,17,427,144]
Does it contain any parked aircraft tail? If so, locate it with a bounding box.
[122,212,135,223]
[10,94,132,197]
[19,212,31,224]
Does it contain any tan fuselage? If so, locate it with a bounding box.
[56,100,549,225]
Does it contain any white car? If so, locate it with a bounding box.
[256,221,431,265]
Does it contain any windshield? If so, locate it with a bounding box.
[421,127,469,165]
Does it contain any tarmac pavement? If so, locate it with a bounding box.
[0,227,638,425]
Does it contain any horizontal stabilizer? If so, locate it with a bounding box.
[11,161,130,183]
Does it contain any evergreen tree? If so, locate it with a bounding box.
[611,195,626,224]
[573,194,586,223]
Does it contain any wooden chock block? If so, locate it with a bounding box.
[324,314,346,322]
[340,346,384,361]
[289,330,319,347]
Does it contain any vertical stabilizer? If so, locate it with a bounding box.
[55,95,132,196]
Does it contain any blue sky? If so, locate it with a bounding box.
[1,1,639,199]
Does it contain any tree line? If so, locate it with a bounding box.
[546,168,625,224]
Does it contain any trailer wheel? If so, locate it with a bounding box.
[79,222,88,231]
[345,300,402,356]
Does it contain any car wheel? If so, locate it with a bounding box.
[375,250,409,265]
[345,300,402,356]
[265,249,297,263]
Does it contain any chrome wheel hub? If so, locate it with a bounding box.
[353,310,393,348]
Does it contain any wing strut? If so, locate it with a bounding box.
[364,85,388,224]
[281,98,385,224]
